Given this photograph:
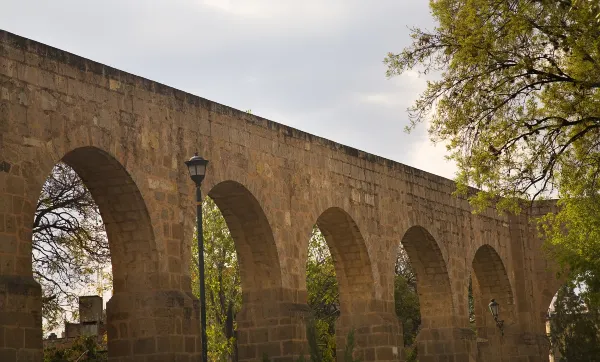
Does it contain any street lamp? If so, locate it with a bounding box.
[488,299,504,336]
[185,152,209,362]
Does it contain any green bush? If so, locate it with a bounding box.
[44,335,107,362]
[404,345,418,362]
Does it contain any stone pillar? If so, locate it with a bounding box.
[0,275,43,361]
[411,312,476,362]
[503,332,549,362]
[335,310,403,362]
[106,290,201,361]
[236,288,309,362]
[415,326,475,362]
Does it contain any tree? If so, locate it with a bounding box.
[385,0,600,299]
[191,197,241,361]
[394,246,420,346]
[468,276,475,326]
[35,162,111,332]
[306,227,339,362]
[549,281,600,361]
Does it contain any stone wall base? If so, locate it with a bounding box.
[415,327,476,362]
[0,275,43,362]
[106,290,201,362]
[475,332,550,362]
[236,299,310,362]
[336,312,403,362]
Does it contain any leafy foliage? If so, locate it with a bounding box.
[44,335,107,362]
[468,276,476,337]
[385,0,600,302]
[468,277,475,325]
[549,281,600,361]
[342,329,361,362]
[35,162,111,332]
[394,274,421,346]
[540,196,600,305]
[394,245,420,346]
[306,226,339,361]
[404,345,418,362]
[191,197,241,361]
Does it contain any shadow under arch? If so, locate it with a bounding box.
[399,226,454,330]
[207,180,282,302]
[60,146,159,293]
[315,207,376,315]
[471,244,514,338]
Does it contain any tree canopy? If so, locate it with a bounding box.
[549,281,600,361]
[305,226,338,361]
[385,0,600,298]
[35,162,111,332]
[191,197,241,361]
[394,245,420,347]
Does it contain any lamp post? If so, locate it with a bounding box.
[488,299,504,336]
[185,153,209,362]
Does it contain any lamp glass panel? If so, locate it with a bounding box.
[196,163,206,176]
[490,303,499,317]
[188,164,198,177]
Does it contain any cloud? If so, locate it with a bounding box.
[406,137,457,179]
[199,0,349,21]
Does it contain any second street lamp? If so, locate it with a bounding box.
[185,153,209,362]
[488,298,504,336]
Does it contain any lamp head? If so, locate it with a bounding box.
[488,299,500,319]
[185,153,209,185]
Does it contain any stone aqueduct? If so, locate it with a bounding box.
[0,30,562,362]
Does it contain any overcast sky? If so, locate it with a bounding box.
[1,0,455,178]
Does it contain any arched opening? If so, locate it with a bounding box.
[207,180,281,299]
[34,146,159,359]
[311,207,375,357]
[197,180,282,360]
[393,244,420,347]
[397,226,454,359]
[305,225,338,361]
[315,207,374,314]
[399,226,453,331]
[471,244,514,340]
[60,147,158,292]
[35,161,111,355]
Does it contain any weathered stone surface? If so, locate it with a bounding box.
[0,29,560,361]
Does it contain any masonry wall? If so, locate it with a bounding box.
[0,30,558,361]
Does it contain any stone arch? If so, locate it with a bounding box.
[314,207,376,314]
[54,146,159,293]
[471,244,514,338]
[399,225,454,330]
[207,180,282,302]
[29,146,198,361]
[540,279,565,319]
